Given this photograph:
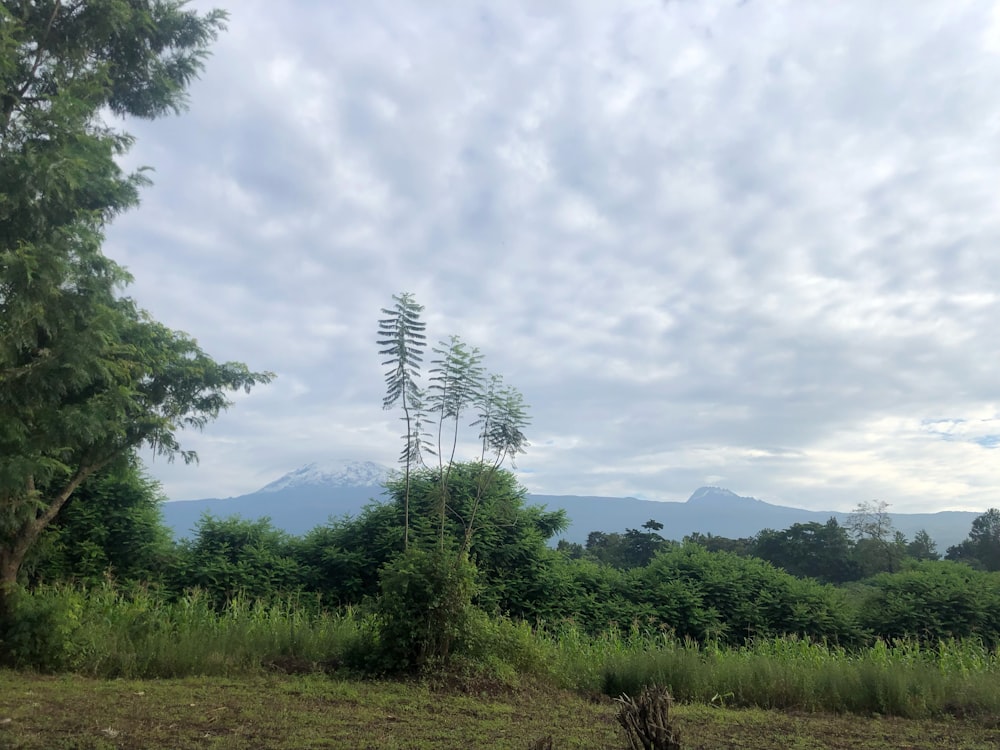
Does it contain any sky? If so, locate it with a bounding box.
[102,0,1000,513]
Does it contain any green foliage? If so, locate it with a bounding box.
[384,463,567,618]
[592,632,1000,719]
[947,508,1000,571]
[372,547,478,672]
[377,292,429,549]
[7,583,1000,720]
[857,561,1000,645]
[474,372,530,466]
[428,335,484,465]
[583,522,672,569]
[299,465,565,623]
[0,0,271,624]
[635,546,859,643]
[682,532,754,557]
[458,610,552,681]
[0,583,365,677]
[24,457,174,587]
[548,545,859,644]
[751,519,859,584]
[0,585,83,670]
[293,505,400,605]
[906,528,940,561]
[376,294,530,554]
[173,515,303,607]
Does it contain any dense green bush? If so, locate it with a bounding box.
[0,586,84,670]
[294,464,567,620]
[172,515,303,607]
[858,561,1000,645]
[24,460,176,588]
[295,503,403,605]
[548,545,860,644]
[373,547,478,673]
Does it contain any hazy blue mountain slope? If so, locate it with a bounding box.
[159,464,979,550]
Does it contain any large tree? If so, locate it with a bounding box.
[946,508,1000,571]
[752,519,859,584]
[0,1,271,621]
[846,500,906,575]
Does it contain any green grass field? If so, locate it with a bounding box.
[2,672,999,750]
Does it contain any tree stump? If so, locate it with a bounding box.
[614,684,682,750]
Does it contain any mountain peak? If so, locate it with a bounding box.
[256,460,391,493]
[687,486,749,504]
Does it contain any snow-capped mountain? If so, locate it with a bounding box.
[257,459,391,493]
[687,486,740,503]
[686,486,767,506]
[161,460,394,538]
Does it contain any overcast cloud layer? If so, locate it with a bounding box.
[104,0,1000,512]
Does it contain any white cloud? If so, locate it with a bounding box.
[99,0,1000,513]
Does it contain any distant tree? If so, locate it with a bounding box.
[846,500,894,543]
[946,509,1000,571]
[751,519,858,584]
[584,522,670,569]
[622,521,670,568]
[847,500,905,574]
[556,539,586,559]
[683,532,754,557]
[906,528,940,562]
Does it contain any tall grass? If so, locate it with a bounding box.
[5,585,1000,718]
[1,584,368,678]
[538,624,1000,718]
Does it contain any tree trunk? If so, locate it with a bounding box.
[0,466,99,628]
[0,543,27,660]
[0,532,33,623]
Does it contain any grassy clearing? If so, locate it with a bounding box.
[1,672,999,750]
[0,672,619,750]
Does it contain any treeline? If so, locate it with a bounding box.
[562,506,981,584]
[22,457,1000,652]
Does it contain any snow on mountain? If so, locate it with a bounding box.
[685,486,770,505]
[687,486,740,502]
[256,460,392,493]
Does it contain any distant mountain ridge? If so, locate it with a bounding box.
[160,461,981,550]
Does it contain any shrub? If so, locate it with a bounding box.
[372,547,478,673]
[0,585,84,670]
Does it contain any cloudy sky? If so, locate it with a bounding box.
[104,0,1000,513]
